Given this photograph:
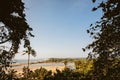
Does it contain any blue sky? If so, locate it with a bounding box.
[15,0,102,59]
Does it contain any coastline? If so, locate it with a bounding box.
[12,62,65,73]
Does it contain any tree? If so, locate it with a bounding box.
[23,46,36,69]
[0,0,33,68]
[85,0,120,79]
[53,68,83,80]
[22,46,36,80]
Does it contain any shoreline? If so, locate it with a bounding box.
[12,62,66,73]
[12,61,62,67]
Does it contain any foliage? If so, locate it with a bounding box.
[104,58,120,80]
[0,47,11,69]
[51,68,84,80]
[0,68,19,80]
[74,60,93,75]
[0,0,33,51]
[0,66,85,80]
[0,66,7,80]
[32,67,52,80]
[23,46,36,69]
[19,67,33,80]
[6,69,18,80]
[0,0,33,69]
[0,58,119,80]
[84,0,120,79]
[20,67,53,80]
[44,58,86,63]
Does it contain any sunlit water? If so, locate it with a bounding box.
[13,59,75,70]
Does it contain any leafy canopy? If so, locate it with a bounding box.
[84,0,120,79]
[86,0,120,60]
[0,0,33,68]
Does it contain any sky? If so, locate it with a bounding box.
[15,0,102,59]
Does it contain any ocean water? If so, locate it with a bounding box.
[13,58,48,64]
[13,59,75,70]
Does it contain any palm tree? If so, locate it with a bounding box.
[23,46,36,69]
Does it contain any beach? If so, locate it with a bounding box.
[12,62,68,73]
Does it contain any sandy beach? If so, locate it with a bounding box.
[12,62,65,73]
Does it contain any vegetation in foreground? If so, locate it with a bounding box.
[0,58,120,80]
[0,0,120,80]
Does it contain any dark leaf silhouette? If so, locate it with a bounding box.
[92,7,97,11]
[87,30,90,33]
[0,0,33,70]
[82,48,85,52]
[86,0,120,79]
[92,0,96,3]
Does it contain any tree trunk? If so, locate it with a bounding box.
[27,53,30,79]
[28,53,30,69]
